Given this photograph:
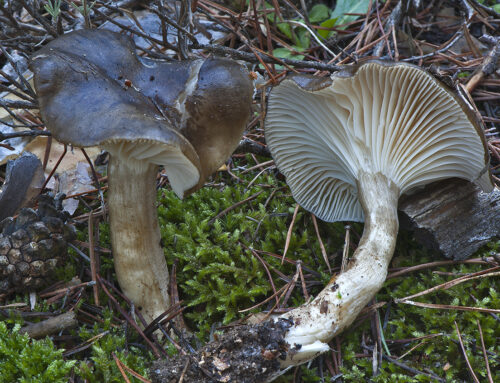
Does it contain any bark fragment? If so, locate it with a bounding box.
[399,179,500,260]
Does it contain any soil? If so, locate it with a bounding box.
[150,319,293,383]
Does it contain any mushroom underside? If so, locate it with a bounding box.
[262,62,493,374]
[104,140,200,199]
[266,62,492,223]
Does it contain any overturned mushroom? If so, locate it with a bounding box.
[264,61,494,367]
[30,29,253,322]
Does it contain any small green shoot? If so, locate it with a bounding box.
[44,0,62,22]
[70,0,95,17]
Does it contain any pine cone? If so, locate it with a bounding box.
[0,194,76,293]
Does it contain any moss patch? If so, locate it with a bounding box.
[0,321,75,383]
[157,171,341,337]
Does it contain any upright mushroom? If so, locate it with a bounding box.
[30,29,253,323]
[265,61,494,366]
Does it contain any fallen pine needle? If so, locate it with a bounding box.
[209,190,263,224]
[397,339,427,360]
[396,267,500,302]
[387,257,496,279]
[88,210,99,306]
[341,225,350,272]
[311,213,331,273]
[396,300,500,314]
[281,203,299,263]
[0,303,27,309]
[239,283,289,313]
[112,352,132,383]
[120,359,152,383]
[477,319,494,383]
[454,322,480,383]
[63,331,109,357]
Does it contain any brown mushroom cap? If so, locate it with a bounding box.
[30,29,253,198]
[265,61,493,222]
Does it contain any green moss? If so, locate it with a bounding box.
[76,340,151,383]
[76,308,152,382]
[157,171,339,336]
[0,321,75,383]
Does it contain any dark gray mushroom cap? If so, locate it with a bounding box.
[30,29,253,198]
[265,61,494,223]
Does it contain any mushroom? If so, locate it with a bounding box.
[30,29,253,323]
[264,61,494,366]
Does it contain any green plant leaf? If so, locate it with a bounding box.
[270,47,305,70]
[331,0,370,28]
[277,22,293,40]
[296,27,311,49]
[308,4,330,24]
[318,17,339,39]
[273,48,305,61]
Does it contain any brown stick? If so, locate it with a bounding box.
[465,35,500,93]
[20,311,77,339]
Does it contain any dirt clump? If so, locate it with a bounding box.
[150,319,294,383]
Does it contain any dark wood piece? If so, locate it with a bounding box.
[398,178,500,260]
[0,152,44,221]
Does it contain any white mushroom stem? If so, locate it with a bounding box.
[107,156,170,323]
[278,172,400,367]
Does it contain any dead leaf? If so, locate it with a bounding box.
[58,162,96,215]
[23,136,101,175]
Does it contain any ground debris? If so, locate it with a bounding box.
[150,319,292,383]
